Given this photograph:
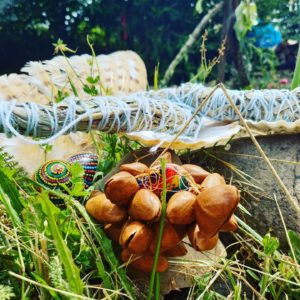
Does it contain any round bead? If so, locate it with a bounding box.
[34,160,72,207]
[67,152,98,188]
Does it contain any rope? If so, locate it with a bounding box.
[0,83,299,145]
[0,92,202,145]
[157,83,299,122]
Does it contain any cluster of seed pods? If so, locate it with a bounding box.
[86,154,240,273]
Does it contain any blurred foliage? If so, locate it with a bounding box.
[0,0,299,88]
[234,1,258,40]
[0,0,224,84]
[256,0,300,40]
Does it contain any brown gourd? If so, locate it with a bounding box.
[195,184,240,238]
[85,192,127,223]
[104,223,123,243]
[121,249,168,273]
[150,220,186,254]
[166,191,196,224]
[120,162,149,176]
[182,164,210,183]
[84,154,241,273]
[105,171,139,205]
[129,189,161,222]
[164,242,188,257]
[188,223,219,251]
[119,220,153,254]
[200,173,226,190]
[220,215,238,232]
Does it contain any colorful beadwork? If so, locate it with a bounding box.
[34,160,72,207]
[137,163,190,195]
[67,152,98,188]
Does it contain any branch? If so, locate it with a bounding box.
[161,2,224,86]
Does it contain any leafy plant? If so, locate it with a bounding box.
[288,230,300,263]
[0,142,137,299]
[97,133,140,176]
[191,30,226,83]
[0,285,15,300]
[291,46,300,89]
[234,0,258,41]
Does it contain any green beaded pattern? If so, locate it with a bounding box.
[35,160,71,186]
[34,160,72,207]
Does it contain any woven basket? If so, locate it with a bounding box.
[0,50,148,103]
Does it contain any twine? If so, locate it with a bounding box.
[135,163,200,195]
[0,83,299,145]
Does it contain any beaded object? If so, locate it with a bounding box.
[136,164,191,197]
[67,152,98,188]
[34,160,72,207]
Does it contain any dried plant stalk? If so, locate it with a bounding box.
[0,84,299,140]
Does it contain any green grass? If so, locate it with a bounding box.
[1,137,300,299]
[147,158,167,300]
[0,148,137,299]
[291,45,300,90]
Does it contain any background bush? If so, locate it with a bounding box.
[0,0,298,87]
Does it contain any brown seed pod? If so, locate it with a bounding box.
[89,189,102,198]
[164,242,188,257]
[120,162,149,176]
[121,249,168,273]
[119,220,153,254]
[149,220,186,254]
[105,171,139,205]
[220,215,238,232]
[85,193,127,223]
[129,189,161,222]
[200,173,226,190]
[188,223,218,251]
[182,164,210,184]
[104,223,123,243]
[196,234,218,251]
[187,223,197,246]
[195,185,240,238]
[166,191,196,224]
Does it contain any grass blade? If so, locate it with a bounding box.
[0,186,21,228]
[147,158,167,300]
[73,199,136,299]
[0,169,23,214]
[291,45,300,89]
[38,192,84,296]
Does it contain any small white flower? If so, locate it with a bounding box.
[224,144,231,151]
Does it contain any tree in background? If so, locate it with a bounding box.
[0,0,298,88]
[0,0,222,83]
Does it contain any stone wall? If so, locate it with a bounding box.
[187,134,300,247]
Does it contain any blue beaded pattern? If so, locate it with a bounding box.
[67,152,98,188]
